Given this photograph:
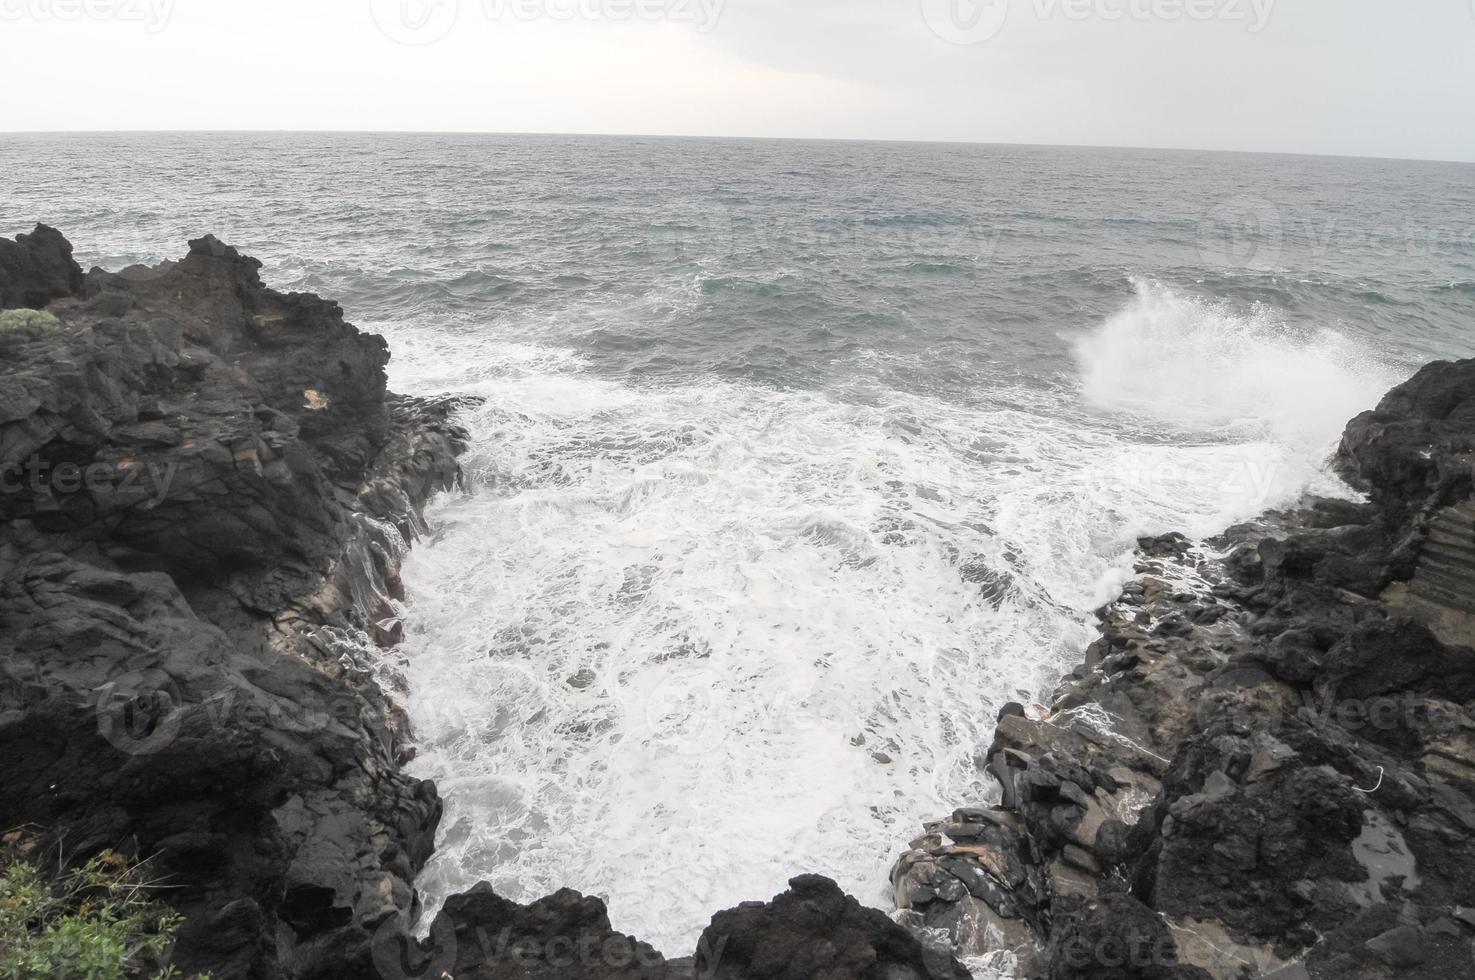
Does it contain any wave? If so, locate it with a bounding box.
[390,283,1390,955]
[394,358,1115,952]
[1075,278,1400,454]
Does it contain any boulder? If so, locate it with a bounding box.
[695,875,971,980]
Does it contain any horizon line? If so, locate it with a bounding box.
[4,129,1474,167]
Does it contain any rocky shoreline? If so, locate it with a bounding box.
[2,226,1472,980]
[894,357,1475,978]
[0,228,966,980]
[0,226,469,978]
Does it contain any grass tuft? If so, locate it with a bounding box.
[0,832,208,980]
[0,309,62,333]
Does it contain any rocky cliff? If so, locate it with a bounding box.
[8,224,1468,980]
[0,226,471,978]
[893,358,1475,978]
[0,227,968,980]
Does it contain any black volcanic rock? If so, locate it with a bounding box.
[695,874,970,980]
[0,225,967,980]
[418,882,672,980]
[1045,894,1210,980]
[1339,358,1475,523]
[0,222,84,308]
[0,226,467,979]
[893,358,1475,979]
[23,222,1471,980]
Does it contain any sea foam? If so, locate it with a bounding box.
[389,282,1397,954]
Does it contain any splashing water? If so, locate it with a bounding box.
[392,282,1398,954]
[3,131,1462,965]
[1077,279,1399,452]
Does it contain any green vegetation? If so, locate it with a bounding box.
[0,836,204,980]
[0,309,61,333]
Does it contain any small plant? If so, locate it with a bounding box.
[0,309,61,333]
[0,834,206,980]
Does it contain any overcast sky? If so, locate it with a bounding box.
[1,0,1472,161]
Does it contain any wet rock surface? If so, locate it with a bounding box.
[22,226,1470,980]
[695,875,972,980]
[0,227,975,980]
[0,226,468,979]
[895,358,1475,978]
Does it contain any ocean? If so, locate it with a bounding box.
[6,131,1474,954]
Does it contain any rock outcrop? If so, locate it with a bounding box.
[694,875,972,980]
[0,226,466,979]
[0,223,84,308]
[0,226,975,980]
[22,224,1467,980]
[894,358,1475,979]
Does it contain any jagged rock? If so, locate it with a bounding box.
[0,222,84,308]
[695,875,971,980]
[896,358,1475,979]
[1339,358,1475,523]
[406,882,672,980]
[1046,894,1210,980]
[0,226,468,979]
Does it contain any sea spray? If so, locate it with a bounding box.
[1075,278,1399,452]
[392,284,1397,952]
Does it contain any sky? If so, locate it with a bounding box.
[1,0,1473,161]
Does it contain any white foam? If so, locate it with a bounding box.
[1077,278,1398,454]
[388,283,1397,955]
